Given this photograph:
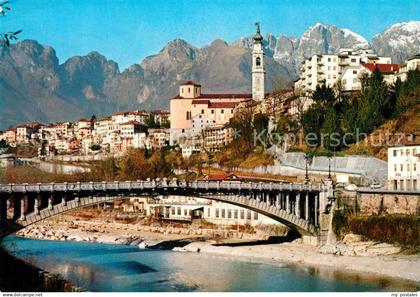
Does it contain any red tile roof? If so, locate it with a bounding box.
[361,63,400,74]
[172,93,252,100]
[120,120,144,126]
[191,100,210,105]
[180,80,201,87]
[191,100,239,109]
[209,102,237,109]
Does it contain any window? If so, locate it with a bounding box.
[414,164,417,171]
[207,208,210,217]
[393,149,397,157]
[211,110,214,114]
[228,209,232,219]
[394,164,397,171]
[181,87,184,94]
[254,212,258,220]
[256,57,261,66]
[353,70,357,74]
[221,209,225,218]
[234,209,238,219]
[401,149,404,156]
[351,58,356,62]
[413,149,417,155]
[328,58,331,62]
[184,209,187,216]
[177,207,181,215]
[221,110,224,114]
[171,207,175,215]
[201,109,204,114]
[231,110,234,114]
[401,164,403,171]
[188,87,190,92]
[406,149,410,156]
[240,210,245,219]
[215,208,219,218]
[333,66,336,70]
[247,211,252,220]
[328,66,331,70]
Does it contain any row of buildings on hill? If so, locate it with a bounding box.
[0,110,170,156]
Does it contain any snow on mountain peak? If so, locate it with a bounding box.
[342,28,369,47]
[389,21,420,33]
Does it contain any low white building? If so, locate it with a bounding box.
[388,144,420,191]
[146,196,282,227]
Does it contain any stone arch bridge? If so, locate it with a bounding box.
[0,179,334,240]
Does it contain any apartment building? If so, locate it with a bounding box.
[203,124,233,153]
[388,144,420,191]
[398,54,420,81]
[295,48,392,93]
[340,63,399,91]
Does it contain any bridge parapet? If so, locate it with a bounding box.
[0,180,324,194]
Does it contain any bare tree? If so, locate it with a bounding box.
[1,1,22,47]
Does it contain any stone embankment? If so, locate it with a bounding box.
[318,233,402,257]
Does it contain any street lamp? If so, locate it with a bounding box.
[328,156,332,179]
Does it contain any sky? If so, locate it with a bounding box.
[1,0,419,70]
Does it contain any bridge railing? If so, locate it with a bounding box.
[0,179,325,194]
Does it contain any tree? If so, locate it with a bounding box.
[1,1,22,47]
[229,105,254,152]
[145,114,158,128]
[358,70,391,133]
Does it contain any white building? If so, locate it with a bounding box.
[295,48,393,93]
[398,54,420,81]
[387,144,420,191]
[146,196,281,227]
[340,63,399,91]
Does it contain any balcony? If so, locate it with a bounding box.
[338,59,349,66]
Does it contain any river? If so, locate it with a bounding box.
[1,236,415,292]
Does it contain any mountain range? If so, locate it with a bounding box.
[0,21,419,130]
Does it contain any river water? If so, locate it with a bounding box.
[1,236,416,292]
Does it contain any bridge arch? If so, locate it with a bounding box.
[0,180,329,239]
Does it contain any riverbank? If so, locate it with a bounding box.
[0,247,78,292]
[181,240,420,285]
[13,217,420,287]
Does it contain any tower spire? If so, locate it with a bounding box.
[252,23,265,101]
[253,22,263,44]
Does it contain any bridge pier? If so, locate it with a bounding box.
[305,192,309,221]
[34,196,40,215]
[285,193,290,214]
[0,193,7,222]
[295,193,301,218]
[20,196,26,221]
[48,195,54,210]
[314,194,318,226]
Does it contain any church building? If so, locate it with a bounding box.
[170,24,266,145]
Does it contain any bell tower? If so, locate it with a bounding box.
[252,22,265,101]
